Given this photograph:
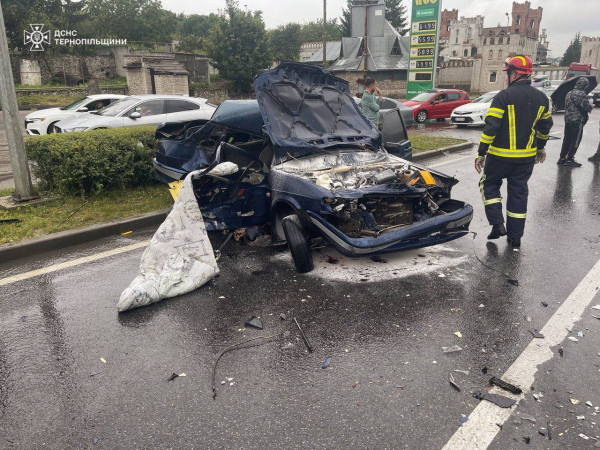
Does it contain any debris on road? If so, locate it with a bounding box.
[577,331,584,337]
[454,370,470,376]
[459,417,468,425]
[442,345,463,354]
[568,337,579,342]
[520,413,537,424]
[322,357,332,369]
[167,373,179,381]
[482,367,488,374]
[473,390,516,408]
[577,415,585,420]
[529,330,544,339]
[449,373,461,392]
[279,313,287,321]
[522,437,531,444]
[587,401,593,407]
[100,358,107,364]
[293,318,313,353]
[489,376,523,395]
[212,334,279,399]
[454,331,462,338]
[558,347,564,357]
[93,437,101,444]
[89,371,102,377]
[244,316,263,330]
[571,398,580,405]
[541,302,548,307]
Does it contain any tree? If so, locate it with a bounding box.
[205,0,272,92]
[340,0,408,37]
[300,19,343,43]
[269,23,303,62]
[561,32,582,67]
[385,0,408,36]
[176,13,220,54]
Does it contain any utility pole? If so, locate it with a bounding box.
[363,2,369,76]
[323,0,327,66]
[0,1,35,201]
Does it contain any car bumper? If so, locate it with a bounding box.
[153,158,188,185]
[25,122,46,135]
[306,200,473,257]
[451,113,485,126]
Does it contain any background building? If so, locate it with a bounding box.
[581,37,600,68]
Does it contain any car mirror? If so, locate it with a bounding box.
[433,100,440,105]
[130,111,141,119]
[77,107,88,112]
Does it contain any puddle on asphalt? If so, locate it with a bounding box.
[275,245,471,283]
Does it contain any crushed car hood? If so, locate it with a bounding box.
[254,62,381,161]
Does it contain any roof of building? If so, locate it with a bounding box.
[306,41,342,63]
[124,56,189,75]
[329,21,410,72]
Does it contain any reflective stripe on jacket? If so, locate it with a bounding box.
[478,80,553,163]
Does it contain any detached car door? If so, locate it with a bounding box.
[381,109,412,161]
[122,99,167,128]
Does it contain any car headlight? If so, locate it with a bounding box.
[28,117,45,122]
[63,127,88,133]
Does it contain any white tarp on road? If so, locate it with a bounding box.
[117,170,219,312]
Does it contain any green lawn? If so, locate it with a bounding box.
[409,134,468,154]
[17,94,82,108]
[0,185,173,245]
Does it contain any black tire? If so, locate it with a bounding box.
[47,121,59,134]
[282,214,314,273]
[416,110,428,123]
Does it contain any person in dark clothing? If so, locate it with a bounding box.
[588,122,600,162]
[474,55,553,248]
[559,76,593,167]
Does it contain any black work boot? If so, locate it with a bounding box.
[564,158,582,167]
[589,153,600,162]
[507,237,521,248]
[557,157,567,165]
[488,224,507,240]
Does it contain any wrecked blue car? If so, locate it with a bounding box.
[153,62,473,273]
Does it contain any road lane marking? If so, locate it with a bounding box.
[0,240,149,287]
[430,154,474,168]
[442,257,600,450]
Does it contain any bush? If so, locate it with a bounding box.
[26,126,158,196]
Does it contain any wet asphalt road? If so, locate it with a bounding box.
[1,111,600,449]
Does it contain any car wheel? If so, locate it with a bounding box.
[282,214,314,273]
[47,121,59,134]
[416,110,428,123]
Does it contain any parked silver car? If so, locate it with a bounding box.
[54,95,216,133]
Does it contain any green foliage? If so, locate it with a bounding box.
[299,19,344,43]
[205,0,271,93]
[340,0,408,37]
[269,23,303,62]
[176,13,220,54]
[561,32,582,67]
[26,126,158,196]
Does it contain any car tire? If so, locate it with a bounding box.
[282,214,314,273]
[416,110,428,123]
[47,121,59,134]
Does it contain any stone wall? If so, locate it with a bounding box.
[125,67,152,95]
[437,61,473,91]
[154,74,189,95]
[190,88,254,105]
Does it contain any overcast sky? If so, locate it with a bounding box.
[161,0,600,57]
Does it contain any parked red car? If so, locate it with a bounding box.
[403,89,471,123]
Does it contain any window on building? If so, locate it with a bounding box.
[590,50,593,57]
[498,50,503,59]
[483,38,487,44]
[464,49,468,57]
[390,38,401,56]
[530,20,535,29]
[490,37,495,44]
[499,37,503,44]
[507,37,510,44]
[489,50,494,59]
[516,15,521,25]
[471,47,478,57]
[455,35,459,44]
[515,28,519,34]
[490,71,497,83]
[447,25,450,32]
[453,50,457,57]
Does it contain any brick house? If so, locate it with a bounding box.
[124,55,190,95]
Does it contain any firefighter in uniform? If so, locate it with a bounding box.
[474,55,553,248]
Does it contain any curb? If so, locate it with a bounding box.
[0,209,170,263]
[412,142,475,161]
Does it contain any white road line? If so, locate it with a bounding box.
[442,257,600,450]
[0,240,149,287]
[430,154,474,168]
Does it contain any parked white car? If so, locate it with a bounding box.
[54,95,216,133]
[24,94,127,135]
[450,91,499,127]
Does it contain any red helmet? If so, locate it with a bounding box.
[502,55,533,75]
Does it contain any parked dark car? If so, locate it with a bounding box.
[153,63,473,272]
[589,85,600,107]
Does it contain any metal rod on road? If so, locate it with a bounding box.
[0,1,35,201]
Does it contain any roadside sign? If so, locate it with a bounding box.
[406,0,441,99]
